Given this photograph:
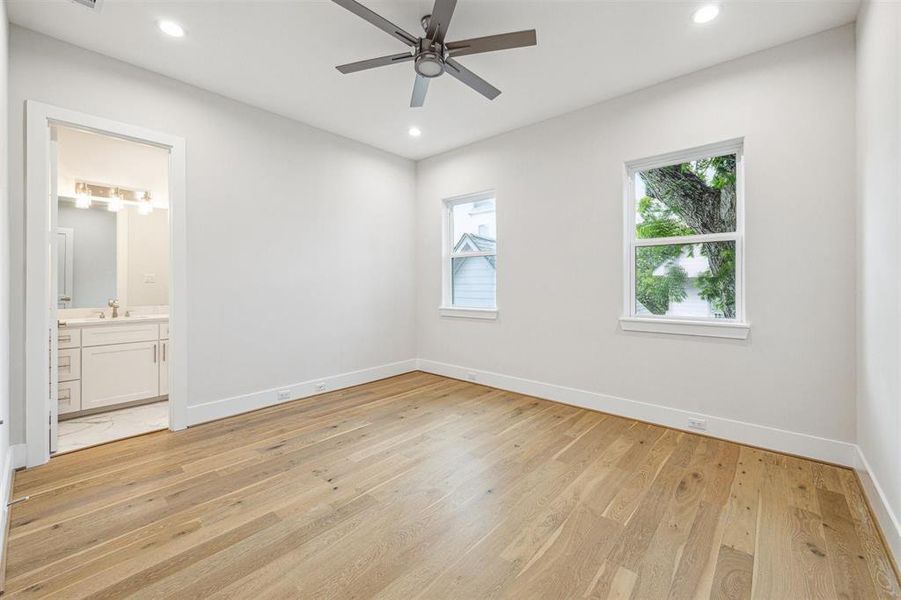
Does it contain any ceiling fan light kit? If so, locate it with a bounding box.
[331,0,537,107]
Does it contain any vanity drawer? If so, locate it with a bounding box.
[160,323,169,340]
[58,328,81,349]
[58,348,81,382]
[58,380,81,415]
[82,324,159,347]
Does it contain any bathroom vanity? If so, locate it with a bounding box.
[57,315,169,417]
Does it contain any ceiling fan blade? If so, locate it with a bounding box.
[444,58,501,100]
[411,75,430,108]
[336,52,413,74]
[425,0,457,44]
[330,0,418,46]
[446,30,537,58]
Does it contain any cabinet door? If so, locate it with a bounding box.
[159,340,169,397]
[82,341,160,410]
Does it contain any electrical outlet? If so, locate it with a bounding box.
[466,372,477,382]
[277,389,291,401]
[687,417,707,431]
[315,382,326,392]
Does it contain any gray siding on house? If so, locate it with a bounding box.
[452,256,496,308]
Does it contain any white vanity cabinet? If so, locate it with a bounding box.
[57,317,168,416]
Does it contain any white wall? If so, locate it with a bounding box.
[417,27,857,452]
[0,0,13,559]
[8,26,417,443]
[856,0,901,559]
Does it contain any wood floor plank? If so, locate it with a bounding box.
[3,373,898,599]
[710,545,753,600]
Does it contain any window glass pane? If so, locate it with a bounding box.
[635,241,735,319]
[452,256,496,308]
[635,153,736,238]
[452,198,496,252]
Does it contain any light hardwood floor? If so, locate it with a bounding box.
[5,372,900,599]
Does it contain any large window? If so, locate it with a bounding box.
[442,192,497,318]
[622,140,748,338]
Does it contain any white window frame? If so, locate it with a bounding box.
[440,190,498,320]
[620,138,749,339]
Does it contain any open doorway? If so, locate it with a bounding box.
[52,125,171,453]
[25,101,187,468]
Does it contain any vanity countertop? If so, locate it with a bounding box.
[59,314,169,328]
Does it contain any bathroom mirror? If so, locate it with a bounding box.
[56,202,170,309]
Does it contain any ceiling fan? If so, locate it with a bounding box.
[331,0,537,107]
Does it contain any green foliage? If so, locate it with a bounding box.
[692,155,736,190]
[635,242,687,315]
[635,197,693,240]
[697,243,736,318]
[634,197,691,315]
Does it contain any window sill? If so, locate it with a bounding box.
[439,306,498,320]
[619,317,750,340]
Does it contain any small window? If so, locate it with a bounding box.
[443,192,497,314]
[623,140,747,337]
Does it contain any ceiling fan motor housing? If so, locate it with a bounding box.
[415,49,444,78]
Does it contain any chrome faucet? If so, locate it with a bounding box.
[108,298,120,319]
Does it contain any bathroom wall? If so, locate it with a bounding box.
[118,206,169,307]
[8,26,417,443]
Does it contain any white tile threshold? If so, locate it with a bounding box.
[57,400,169,454]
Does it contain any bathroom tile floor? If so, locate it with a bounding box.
[57,400,169,454]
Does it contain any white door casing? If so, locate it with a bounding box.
[49,131,60,453]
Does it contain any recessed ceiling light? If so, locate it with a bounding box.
[158,20,186,38]
[692,4,720,24]
[408,127,422,137]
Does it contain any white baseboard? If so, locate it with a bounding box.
[854,447,901,568]
[416,359,858,467]
[0,444,26,590]
[11,444,27,470]
[186,359,418,425]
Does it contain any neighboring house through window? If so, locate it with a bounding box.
[442,192,497,317]
[621,139,749,339]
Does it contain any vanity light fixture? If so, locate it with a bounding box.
[138,191,154,215]
[107,188,123,212]
[691,4,720,24]
[74,182,92,209]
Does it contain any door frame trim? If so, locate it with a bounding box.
[25,100,188,467]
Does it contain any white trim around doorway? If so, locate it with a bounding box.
[24,100,187,468]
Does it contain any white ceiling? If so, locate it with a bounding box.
[8,0,859,160]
